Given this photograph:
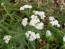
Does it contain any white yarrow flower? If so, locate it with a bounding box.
[28,5,32,9]
[40,15,46,19]
[46,30,52,37]
[54,20,58,25]
[30,32,36,40]
[33,11,39,15]
[23,5,29,8]
[50,21,55,26]
[23,5,32,8]
[20,7,24,10]
[57,24,60,27]
[31,15,38,19]
[36,33,40,38]
[38,11,45,16]
[23,5,32,9]
[33,11,46,19]
[49,17,55,21]
[29,17,40,26]
[3,35,11,44]
[21,18,28,26]
[49,16,60,27]
[25,31,40,41]
[63,36,65,42]
[35,22,44,30]
[20,5,32,10]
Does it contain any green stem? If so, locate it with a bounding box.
[30,42,36,49]
[3,4,14,20]
[38,0,40,7]
[24,41,30,49]
[46,43,49,49]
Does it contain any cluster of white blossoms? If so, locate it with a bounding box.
[21,18,28,26]
[29,15,40,26]
[3,35,11,44]
[20,5,46,30]
[35,22,44,30]
[25,31,40,41]
[29,11,46,30]
[20,5,32,10]
[33,11,46,19]
[49,16,60,27]
[63,35,65,42]
[46,30,52,37]
[29,15,44,30]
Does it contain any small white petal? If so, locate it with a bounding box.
[29,18,40,26]
[23,5,32,9]
[46,30,52,37]
[20,7,24,10]
[49,17,55,21]
[36,33,40,39]
[21,18,28,26]
[54,20,58,25]
[57,24,60,27]
[35,22,44,30]
[63,36,65,42]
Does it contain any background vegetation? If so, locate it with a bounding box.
[0,0,65,49]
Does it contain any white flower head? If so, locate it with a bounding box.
[20,5,32,10]
[25,31,40,41]
[23,5,29,8]
[20,7,24,10]
[54,20,58,25]
[63,36,65,42]
[28,5,32,9]
[46,30,52,37]
[49,17,60,27]
[57,24,60,27]
[25,31,36,41]
[21,18,28,26]
[33,11,46,19]
[29,37,35,41]
[23,5,32,9]
[30,32,36,40]
[38,11,45,16]
[31,15,38,19]
[49,17,55,21]
[33,11,39,15]
[3,35,11,44]
[50,21,55,26]
[36,33,40,39]
[35,22,44,30]
[40,15,46,19]
[29,17,40,26]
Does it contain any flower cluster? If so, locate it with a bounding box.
[30,11,46,30]
[29,15,44,30]
[3,35,11,44]
[49,16,60,27]
[33,11,46,19]
[21,11,45,30]
[35,22,44,30]
[25,31,40,41]
[21,18,28,26]
[46,30,52,37]
[29,11,46,30]
[20,5,61,42]
[20,5,32,10]
[29,15,40,26]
